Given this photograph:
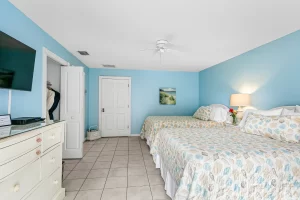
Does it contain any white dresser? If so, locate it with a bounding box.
[0,121,66,200]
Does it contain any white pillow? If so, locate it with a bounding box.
[209,107,228,122]
[281,108,296,116]
[239,108,283,128]
[296,105,300,113]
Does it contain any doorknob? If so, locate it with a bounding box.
[102,108,105,112]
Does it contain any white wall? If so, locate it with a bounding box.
[47,58,61,120]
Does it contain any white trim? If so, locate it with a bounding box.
[42,47,69,118]
[130,134,140,137]
[8,90,11,114]
[99,76,132,137]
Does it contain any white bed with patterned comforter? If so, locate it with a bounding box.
[151,127,300,200]
[140,116,225,147]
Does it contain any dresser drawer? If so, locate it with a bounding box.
[0,146,41,180]
[41,145,62,179]
[42,127,61,152]
[0,158,41,200]
[0,134,42,164]
[27,168,61,200]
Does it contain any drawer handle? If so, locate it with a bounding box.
[12,184,20,192]
[50,157,56,163]
[36,150,41,155]
[36,138,42,143]
[53,180,58,185]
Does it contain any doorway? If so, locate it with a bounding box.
[99,76,131,137]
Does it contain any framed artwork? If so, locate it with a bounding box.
[159,88,176,105]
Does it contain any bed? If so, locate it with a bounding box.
[140,116,225,147]
[151,127,300,200]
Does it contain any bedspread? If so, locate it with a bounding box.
[151,127,300,200]
[140,116,224,147]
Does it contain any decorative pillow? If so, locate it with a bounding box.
[296,105,300,113]
[239,108,283,128]
[209,106,228,122]
[193,106,212,121]
[243,113,300,143]
[242,113,265,135]
[262,115,300,143]
[281,108,296,116]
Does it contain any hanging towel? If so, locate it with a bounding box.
[48,89,60,120]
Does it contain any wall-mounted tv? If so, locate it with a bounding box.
[0,31,36,91]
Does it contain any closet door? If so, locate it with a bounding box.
[60,66,85,159]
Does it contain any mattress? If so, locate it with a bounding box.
[151,127,300,200]
[140,116,225,147]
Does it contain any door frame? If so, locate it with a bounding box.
[99,76,132,136]
[42,47,70,119]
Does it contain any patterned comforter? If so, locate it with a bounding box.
[140,116,225,147]
[151,127,300,200]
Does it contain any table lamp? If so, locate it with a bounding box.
[230,94,251,112]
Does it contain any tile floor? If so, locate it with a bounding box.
[63,137,171,200]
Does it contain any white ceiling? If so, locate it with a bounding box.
[9,0,300,72]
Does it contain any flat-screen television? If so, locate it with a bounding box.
[0,31,36,91]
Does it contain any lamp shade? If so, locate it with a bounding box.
[230,94,251,106]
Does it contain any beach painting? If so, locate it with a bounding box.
[159,88,176,105]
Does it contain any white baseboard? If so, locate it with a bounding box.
[130,134,140,137]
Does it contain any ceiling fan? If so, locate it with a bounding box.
[141,39,182,64]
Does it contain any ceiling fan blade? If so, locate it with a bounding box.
[165,34,174,43]
[165,43,187,52]
[153,49,159,56]
[140,48,156,51]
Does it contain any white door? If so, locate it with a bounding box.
[99,77,131,137]
[61,66,85,159]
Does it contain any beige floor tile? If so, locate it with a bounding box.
[74,162,94,170]
[128,175,149,187]
[88,169,109,178]
[63,170,71,180]
[148,175,164,185]
[108,168,127,177]
[80,178,106,190]
[85,151,101,157]
[101,188,126,200]
[89,147,103,152]
[63,179,85,192]
[93,161,111,169]
[143,155,153,160]
[112,155,128,162]
[129,155,144,161]
[105,177,127,188]
[75,190,103,200]
[128,160,145,167]
[114,151,128,156]
[97,155,113,162]
[151,185,171,200]
[128,167,147,176]
[64,160,80,164]
[111,160,128,168]
[144,159,156,167]
[146,166,161,175]
[66,170,90,180]
[64,191,78,200]
[80,156,97,163]
[100,151,115,156]
[127,186,152,200]
[64,163,77,171]
[129,151,143,155]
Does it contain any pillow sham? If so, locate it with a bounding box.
[239,108,283,128]
[281,108,296,116]
[193,106,212,121]
[296,105,300,113]
[243,113,300,143]
[209,106,228,122]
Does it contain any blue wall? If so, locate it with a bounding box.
[199,30,300,110]
[0,1,89,128]
[88,68,199,134]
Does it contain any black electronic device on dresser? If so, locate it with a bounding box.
[11,117,44,125]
